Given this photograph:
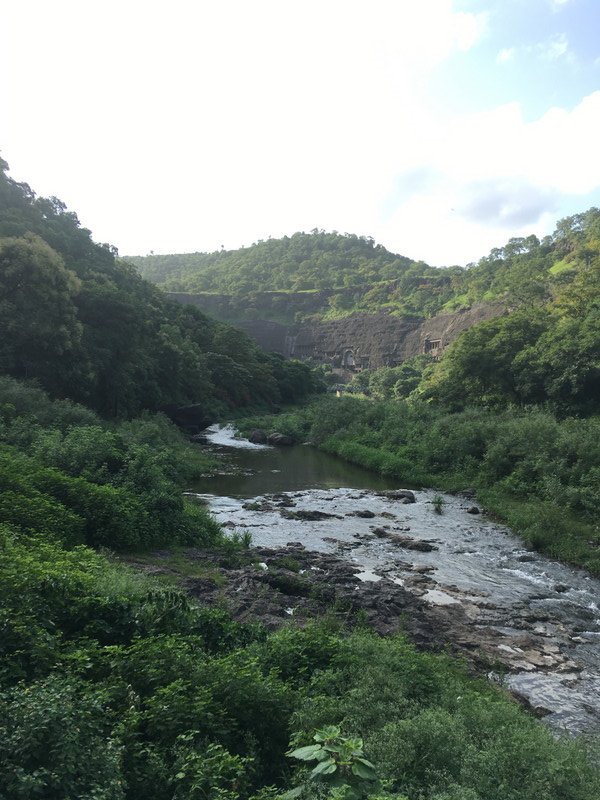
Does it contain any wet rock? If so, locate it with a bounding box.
[512,690,553,718]
[281,509,341,521]
[266,493,296,507]
[248,429,268,444]
[466,506,480,515]
[348,509,376,518]
[554,584,569,593]
[243,500,274,512]
[190,433,209,444]
[388,534,439,552]
[372,527,389,538]
[517,554,536,562]
[377,489,416,503]
[380,511,397,520]
[267,432,294,446]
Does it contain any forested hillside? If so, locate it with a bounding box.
[0,158,319,418]
[129,212,600,321]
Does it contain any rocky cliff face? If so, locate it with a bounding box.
[168,292,504,371]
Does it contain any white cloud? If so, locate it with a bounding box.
[0,0,487,255]
[536,33,571,61]
[500,34,573,67]
[550,0,572,10]
[377,92,600,263]
[496,47,515,64]
[0,1,597,269]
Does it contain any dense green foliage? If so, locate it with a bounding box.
[0,377,221,551]
[128,231,463,320]
[129,210,599,327]
[128,231,413,294]
[420,247,600,415]
[3,160,600,798]
[2,520,599,800]
[236,396,600,574]
[0,158,320,417]
[0,382,598,798]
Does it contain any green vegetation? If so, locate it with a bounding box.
[129,210,599,327]
[2,159,600,798]
[128,231,463,321]
[0,376,223,551]
[3,382,597,798]
[2,520,599,799]
[0,158,320,417]
[236,397,600,574]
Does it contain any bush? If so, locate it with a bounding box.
[0,675,124,799]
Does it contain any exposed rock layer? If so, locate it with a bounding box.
[168,292,504,369]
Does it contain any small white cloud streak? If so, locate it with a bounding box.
[536,33,570,61]
[496,47,515,64]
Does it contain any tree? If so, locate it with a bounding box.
[0,234,82,391]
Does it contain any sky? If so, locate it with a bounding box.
[1,0,600,266]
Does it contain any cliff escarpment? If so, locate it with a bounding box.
[168,292,504,371]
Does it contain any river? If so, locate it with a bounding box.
[191,424,600,736]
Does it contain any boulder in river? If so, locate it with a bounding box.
[248,429,268,444]
[161,403,214,434]
[378,489,416,503]
[466,506,480,515]
[280,509,342,521]
[267,431,294,446]
[348,509,376,518]
[389,534,439,552]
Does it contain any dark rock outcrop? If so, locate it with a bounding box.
[280,509,342,521]
[248,429,268,444]
[267,432,294,446]
[168,292,504,372]
[377,489,416,503]
[161,403,213,434]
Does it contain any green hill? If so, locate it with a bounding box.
[0,158,319,418]
[129,213,600,323]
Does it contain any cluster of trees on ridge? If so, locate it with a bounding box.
[343,207,600,417]
[132,205,600,416]
[128,211,600,323]
[0,157,320,418]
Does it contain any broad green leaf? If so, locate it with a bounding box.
[287,744,323,761]
[351,761,377,780]
[355,757,376,769]
[313,725,341,742]
[311,758,337,776]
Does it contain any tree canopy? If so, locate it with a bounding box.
[0,159,321,417]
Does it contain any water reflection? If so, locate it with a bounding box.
[191,425,399,497]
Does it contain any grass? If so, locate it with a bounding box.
[120,547,228,585]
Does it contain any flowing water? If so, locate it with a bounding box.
[190,424,600,735]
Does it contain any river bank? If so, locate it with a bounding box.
[234,396,600,576]
[163,423,600,736]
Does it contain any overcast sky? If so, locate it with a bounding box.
[2,0,600,265]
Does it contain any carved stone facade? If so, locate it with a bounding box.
[168,293,504,373]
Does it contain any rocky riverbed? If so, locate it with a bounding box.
[171,426,600,735]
